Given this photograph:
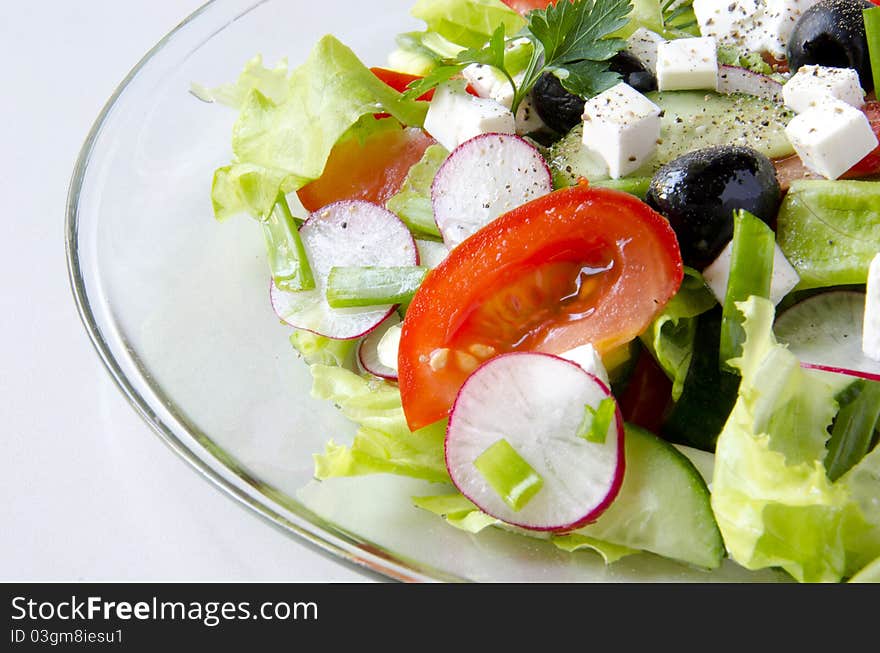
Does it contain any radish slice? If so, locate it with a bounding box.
[431,133,552,249]
[774,291,880,380]
[445,352,625,532]
[415,239,449,269]
[358,313,402,380]
[270,201,417,339]
[717,65,783,103]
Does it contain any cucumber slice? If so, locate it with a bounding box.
[574,424,725,569]
[549,91,795,187]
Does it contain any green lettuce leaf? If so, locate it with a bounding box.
[289,331,357,367]
[412,494,500,533]
[411,0,525,50]
[191,55,290,108]
[412,494,635,562]
[310,365,448,483]
[212,35,428,220]
[385,144,448,239]
[640,267,717,400]
[710,297,865,582]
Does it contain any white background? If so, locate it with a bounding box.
[1,1,372,582]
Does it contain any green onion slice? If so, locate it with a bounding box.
[473,439,544,512]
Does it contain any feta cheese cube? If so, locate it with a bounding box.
[703,240,800,305]
[462,64,546,135]
[784,99,879,180]
[627,27,665,74]
[863,253,880,361]
[423,81,516,152]
[656,37,718,91]
[783,65,865,113]
[559,344,610,388]
[693,0,821,59]
[581,82,661,179]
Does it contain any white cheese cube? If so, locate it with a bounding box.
[627,27,665,74]
[423,81,516,152]
[462,64,500,99]
[703,240,800,306]
[377,324,403,372]
[693,0,821,59]
[758,0,823,59]
[863,253,880,361]
[693,0,756,50]
[656,37,718,91]
[560,344,610,388]
[783,65,865,113]
[462,65,545,135]
[784,99,879,180]
[581,82,661,179]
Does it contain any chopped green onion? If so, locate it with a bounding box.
[262,193,314,292]
[473,439,544,512]
[865,7,880,98]
[825,380,880,482]
[576,397,617,444]
[326,266,428,308]
[591,176,652,199]
[719,209,775,372]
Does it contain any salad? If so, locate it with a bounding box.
[195,0,880,582]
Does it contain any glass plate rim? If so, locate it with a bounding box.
[63,0,462,584]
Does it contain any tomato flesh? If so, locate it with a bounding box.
[774,102,880,186]
[297,125,435,213]
[501,0,556,14]
[398,185,683,431]
[846,101,880,178]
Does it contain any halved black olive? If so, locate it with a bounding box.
[532,73,585,135]
[608,50,658,94]
[787,0,875,92]
[645,146,782,270]
[532,52,656,135]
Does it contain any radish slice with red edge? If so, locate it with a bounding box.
[716,65,783,103]
[445,352,625,532]
[774,291,880,381]
[270,201,417,340]
[358,313,401,380]
[432,133,552,249]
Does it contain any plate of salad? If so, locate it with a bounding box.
[68,0,880,582]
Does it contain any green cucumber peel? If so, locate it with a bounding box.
[473,438,544,512]
[325,266,428,308]
[719,209,774,372]
[262,194,314,292]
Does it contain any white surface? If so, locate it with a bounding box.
[0,0,371,582]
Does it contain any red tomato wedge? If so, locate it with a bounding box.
[370,67,435,101]
[774,101,880,187]
[501,0,556,14]
[297,126,435,213]
[846,101,880,178]
[398,184,684,431]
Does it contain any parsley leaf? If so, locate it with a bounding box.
[529,0,630,65]
[404,0,632,116]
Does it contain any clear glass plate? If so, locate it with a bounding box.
[66,0,785,582]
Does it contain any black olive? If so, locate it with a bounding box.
[787,0,875,92]
[608,50,657,94]
[645,146,782,270]
[532,73,585,135]
[532,53,657,135]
